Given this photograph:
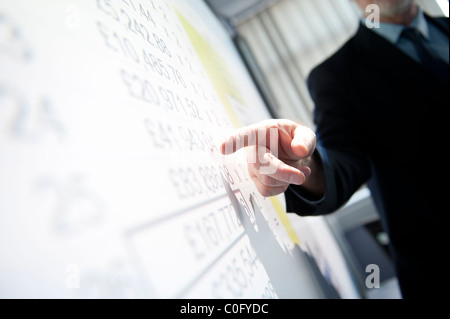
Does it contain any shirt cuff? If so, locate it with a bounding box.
[285,184,325,216]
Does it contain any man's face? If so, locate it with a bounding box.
[354,0,415,17]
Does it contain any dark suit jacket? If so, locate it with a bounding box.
[285,15,449,298]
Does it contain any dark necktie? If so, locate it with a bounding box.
[401,27,449,85]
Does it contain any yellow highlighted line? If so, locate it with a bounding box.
[270,196,301,246]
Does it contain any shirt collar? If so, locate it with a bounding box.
[369,8,430,44]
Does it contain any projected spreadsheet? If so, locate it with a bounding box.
[0,0,356,299]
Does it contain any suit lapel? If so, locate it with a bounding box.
[351,19,446,89]
[426,15,449,36]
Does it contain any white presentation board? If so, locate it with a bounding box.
[0,0,358,298]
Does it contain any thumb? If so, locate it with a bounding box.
[291,125,316,158]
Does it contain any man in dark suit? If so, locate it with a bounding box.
[221,0,448,298]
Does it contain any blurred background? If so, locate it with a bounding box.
[206,0,448,127]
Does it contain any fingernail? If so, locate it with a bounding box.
[290,174,303,185]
